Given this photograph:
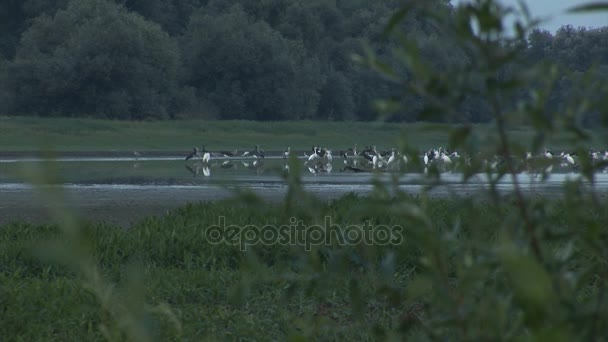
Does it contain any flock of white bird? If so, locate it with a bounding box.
[180,144,608,176]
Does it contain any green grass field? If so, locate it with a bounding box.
[2,193,604,340]
[2,116,606,152]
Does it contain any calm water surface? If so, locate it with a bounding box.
[1,154,606,226]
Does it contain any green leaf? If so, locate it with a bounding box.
[498,243,555,327]
[406,275,434,299]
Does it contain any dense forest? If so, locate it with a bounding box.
[0,0,606,122]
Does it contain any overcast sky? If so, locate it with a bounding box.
[452,0,608,32]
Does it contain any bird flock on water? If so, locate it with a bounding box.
[177,143,608,176]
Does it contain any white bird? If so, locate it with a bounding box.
[372,155,387,169]
[202,151,211,163]
[562,153,575,165]
[220,149,238,157]
[440,152,452,164]
[324,150,333,163]
[308,150,320,162]
[387,151,396,165]
[283,146,291,159]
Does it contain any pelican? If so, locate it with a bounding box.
[252,145,265,159]
[202,152,211,163]
[256,145,265,158]
[243,145,264,158]
[307,149,320,162]
[561,152,575,166]
[440,152,452,164]
[348,144,358,156]
[340,151,349,163]
[324,150,333,163]
[220,149,238,157]
[362,152,374,163]
[387,150,396,165]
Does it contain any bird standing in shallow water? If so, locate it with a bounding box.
[202,149,211,163]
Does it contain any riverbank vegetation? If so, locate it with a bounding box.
[2,192,608,340]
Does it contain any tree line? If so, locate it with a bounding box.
[0,0,605,122]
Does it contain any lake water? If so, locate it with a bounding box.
[1,154,606,226]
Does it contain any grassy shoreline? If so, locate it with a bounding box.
[1,116,606,152]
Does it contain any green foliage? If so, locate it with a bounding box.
[117,0,206,36]
[3,195,608,340]
[181,4,322,120]
[4,0,179,119]
[1,0,605,121]
[352,0,608,339]
[526,26,608,125]
[0,0,447,120]
[3,1,608,340]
